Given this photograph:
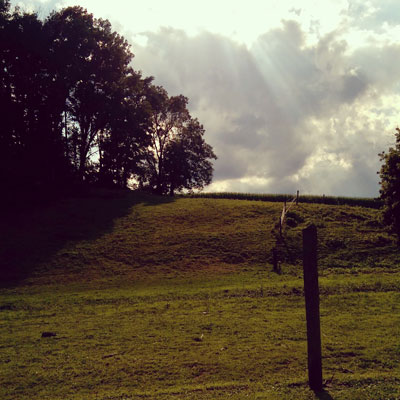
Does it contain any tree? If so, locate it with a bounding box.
[164,118,216,195]
[379,127,400,241]
[45,6,144,183]
[97,74,154,188]
[0,5,68,197]
[138,86,216,195]
[0,3,214,198]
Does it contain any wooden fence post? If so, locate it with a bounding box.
[296,190,299,205]
[272,247,280,273]
[302,224,323,392]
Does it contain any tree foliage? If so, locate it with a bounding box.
[138,86,216,195]
[45,6,145,183]
[163,118,216,195]
[0,4,67,194]
[0,4,216,201]
[379,127,400,240]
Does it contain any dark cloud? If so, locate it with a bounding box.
[340,72,368,102]
[351,44,400,92]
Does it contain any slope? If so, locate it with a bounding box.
[0,190,399,400]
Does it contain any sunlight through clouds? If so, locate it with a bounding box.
[10,0,400,196]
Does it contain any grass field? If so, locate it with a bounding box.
[183,192,383,209]
[0,190,399,399]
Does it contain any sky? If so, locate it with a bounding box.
[10,0,400,196]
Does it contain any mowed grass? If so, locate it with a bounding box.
[0,190,399,399]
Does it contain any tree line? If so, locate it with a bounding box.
[0,1,216,202]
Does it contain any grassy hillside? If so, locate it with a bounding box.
[0,190,399,399]
[1,190,397,284]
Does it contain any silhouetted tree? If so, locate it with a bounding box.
[0,3,216,199]
[0,5,68,197]
[164,118,216,195]
[379,127,400,242]
[138,86,216,195]
[98,74,154,188]
[45,6,144,183]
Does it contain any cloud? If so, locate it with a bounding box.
[289,7,302,17]
[130,20,400,196]
[351,44,400,92]
[347,0,400,32]
[11,0,65,17]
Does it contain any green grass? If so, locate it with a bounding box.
[0,190,399,399]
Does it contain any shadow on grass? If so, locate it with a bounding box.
[0,189,175,287]
[315,389,334,399]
